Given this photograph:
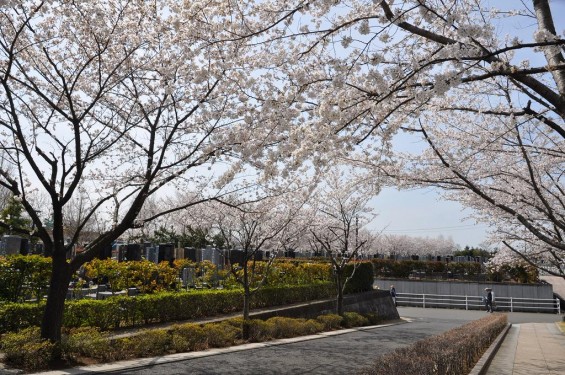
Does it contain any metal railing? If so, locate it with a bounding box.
[396,292,561,314]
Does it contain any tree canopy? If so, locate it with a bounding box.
[242,0,565,277]
[0,0,564,346]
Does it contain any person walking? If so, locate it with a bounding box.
[390,285,397,307]
[484,287,493,313]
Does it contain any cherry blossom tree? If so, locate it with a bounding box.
[0,0,269,343]
[485,246,539,283]
[373,234,457,258]
[245,0,565,277]
[210,190,308,339]
[308,169,378,315]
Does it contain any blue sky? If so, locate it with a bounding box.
[368,187,490,248]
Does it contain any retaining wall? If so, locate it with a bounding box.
[374,279,554,300]
[250,290,399,321]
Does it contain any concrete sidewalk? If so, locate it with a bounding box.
[484,322,565,375]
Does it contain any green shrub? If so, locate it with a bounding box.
[364,313,382,325]
[0,301,44,332]
[344,262,374,293]
[124,329,171,357]
[224,316,279,343]
[0,282,334,334]
[0,308,390,371]
[63,298,123,330]
[108,337,135,362]
[265,316,304,338]
[253,283,334,309]
[203,322,239,347]
[170,323,209,352]
[0,327,56,371]
[107,330,172,361]
[342,312,369,328]
[245,319,274,342]
[316,314,343,330]
[260,316,324,338]
[301,319,324,334]
[61,327,111,362]
[0,255,51,303]
[359,314,507,375]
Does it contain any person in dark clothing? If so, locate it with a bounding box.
[390,285,397,306]
[484,288,493,313]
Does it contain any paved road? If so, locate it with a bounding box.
[110,308,499,375]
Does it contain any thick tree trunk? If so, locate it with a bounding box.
[242,286,251,340]
[335,272,344,316]
[40,254,72,343]
[533,0,565,96]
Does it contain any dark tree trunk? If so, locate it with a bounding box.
[242,282,251,339]
[335,270,344,316]
[40,253,72,343]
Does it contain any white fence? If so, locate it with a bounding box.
[396,292,561,314]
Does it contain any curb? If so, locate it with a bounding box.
[468,323,512,375]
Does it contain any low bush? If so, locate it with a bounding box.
[359,314,508,375]
[364,313,383,325]
[301,318,325,335]
[0,255,51,303]
[169,323,209,352]
[0,301,45,333]
[204,321,240,347]
[341,312,369,328]
[61,327,111,363]
[316,314,343,330]
[245,318,274,342]
[0,327,56,372]
[2,309,384,371]
[123,329,171,358]
[266,316,305,338]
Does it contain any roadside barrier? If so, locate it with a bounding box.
[396,292,561,314]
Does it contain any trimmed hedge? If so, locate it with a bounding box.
[359,313,508,375]
[0,255,51,303]
[344,262,374,293]
[0,283,335,333]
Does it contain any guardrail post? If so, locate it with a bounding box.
[510,297,513,312]
[423,294,426,308]
[465,295,468,310]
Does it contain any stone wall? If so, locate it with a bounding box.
[250,289,399,321]
[373,279,554,299]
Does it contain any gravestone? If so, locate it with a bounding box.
[284,250,295,258]
[182,267,196,286]
[2,235,22,255]
[183,247,201,262]
[158,243,174,264]
[99,243,112,260]
[19,238,29,255]
[201,247,214,262]
[174,247,184,260]
[146,247,158,263]
[126,244,142,261]
[117,245,126,262]
[229,249,246,266]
